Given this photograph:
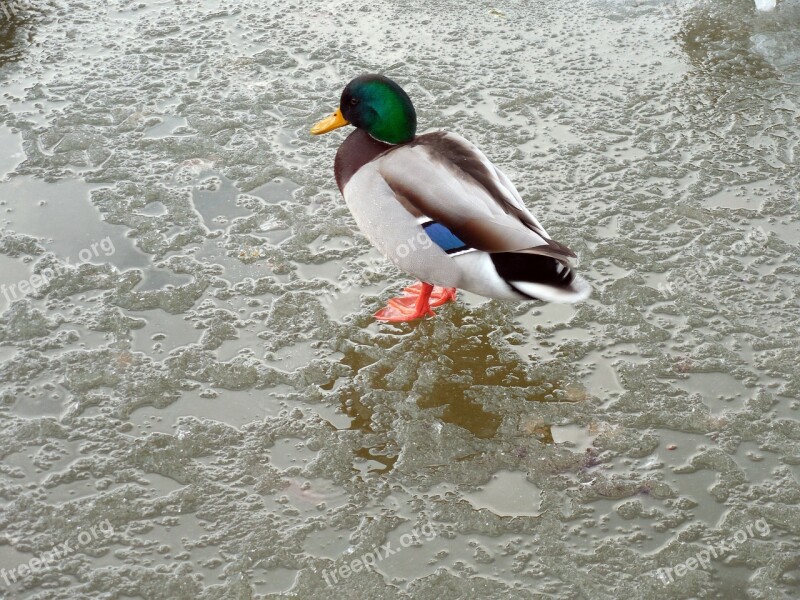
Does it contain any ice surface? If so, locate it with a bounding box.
[0,1,799,599]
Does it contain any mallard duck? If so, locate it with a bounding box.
[311,74,590,322]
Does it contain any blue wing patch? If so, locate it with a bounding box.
[422,220,471,255]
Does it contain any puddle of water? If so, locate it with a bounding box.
[1,176,148,270]
[461,470,542,517]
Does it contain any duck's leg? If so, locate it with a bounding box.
[374,282,457,322]
[429,286,457,307]
[375,282,435,322]
[402,282,457,307]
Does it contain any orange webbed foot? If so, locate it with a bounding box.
[374,282,458,322]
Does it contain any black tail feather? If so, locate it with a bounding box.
[491,252,576,289]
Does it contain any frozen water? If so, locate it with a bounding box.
[0,1,799,599]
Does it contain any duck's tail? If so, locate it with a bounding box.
[490,252,591,303]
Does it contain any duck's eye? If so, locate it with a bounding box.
[350,98,359,106]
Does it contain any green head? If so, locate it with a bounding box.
[311,74,417,144]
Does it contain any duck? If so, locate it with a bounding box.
[311,74,590,322]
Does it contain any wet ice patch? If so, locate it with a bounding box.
[0,126,24,177]
[751,30,800,75]
[462,470,542,517]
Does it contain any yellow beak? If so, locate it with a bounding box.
[310,108,349,135]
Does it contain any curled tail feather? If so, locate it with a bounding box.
[490,252,591,303]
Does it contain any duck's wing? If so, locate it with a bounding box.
[378,131,577,264]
